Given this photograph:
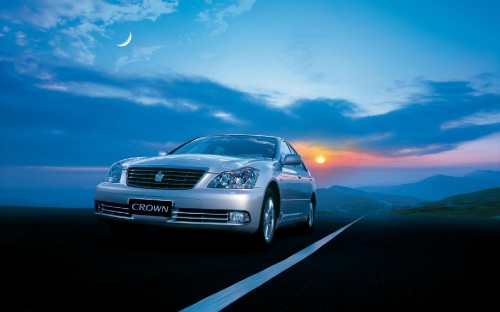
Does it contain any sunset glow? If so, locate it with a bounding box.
[315,156,326,164]
[292,135,500,170]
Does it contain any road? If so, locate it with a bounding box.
[0,207,499,311]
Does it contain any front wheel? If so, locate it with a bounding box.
[256,188,278,246]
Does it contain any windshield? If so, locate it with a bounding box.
[171,135,277,159]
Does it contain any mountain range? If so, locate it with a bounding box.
[316,170,500,215]
[356,170,500,201]
[316,186,422,214]
[390,187,500,219]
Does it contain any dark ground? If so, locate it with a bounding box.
[0,207,499,311]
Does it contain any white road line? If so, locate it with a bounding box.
[181,215,364,312]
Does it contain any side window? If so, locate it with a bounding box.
[287,142,309,172]
[287,143,298,155]
[280,140,292,163]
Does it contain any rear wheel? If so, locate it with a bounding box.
[256,188,278,246]
[298,200,314,232]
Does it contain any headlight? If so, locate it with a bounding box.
[208,167,259,189]
[105,162,123,183]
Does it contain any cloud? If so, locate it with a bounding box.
[8,0,178,29]
[38,80,176,107]
[212,111,243,124]
[3,0,178,64]
[36,83,67,91]
[441,111,500,130]
[114,45,167,71]
[472,70,500,95]
[1,58,499,168]
[393,144,455,157]
[69,39,96,64]
[15,31,27,46]
[197,0,256,36]
[285,33,324,83]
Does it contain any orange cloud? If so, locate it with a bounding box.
[291,133,500,170]
[291,141,388,169]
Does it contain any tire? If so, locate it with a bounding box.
[255,188,278,246]
[298,200,314,233]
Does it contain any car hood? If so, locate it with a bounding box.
[121,154,269,173]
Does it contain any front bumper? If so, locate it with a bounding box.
[94,182,264,234]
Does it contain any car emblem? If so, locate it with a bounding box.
[155,171,164,182]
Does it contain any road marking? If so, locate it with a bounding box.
[181,215,364,312]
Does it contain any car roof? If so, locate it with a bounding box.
[204,134,282,140]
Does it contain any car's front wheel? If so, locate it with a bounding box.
[256,188,278,246]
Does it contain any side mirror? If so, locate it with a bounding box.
[283,154,302,166]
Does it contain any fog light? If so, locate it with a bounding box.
[228,211,251,224]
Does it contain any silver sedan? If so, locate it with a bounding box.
[94,134,316,245]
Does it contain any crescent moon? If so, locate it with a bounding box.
[117,32,132,47]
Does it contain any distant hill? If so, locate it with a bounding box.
[317,185,422,214]
[390,188,500,219]
[357,170,500,201]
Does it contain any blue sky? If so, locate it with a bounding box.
[1,0,499,206]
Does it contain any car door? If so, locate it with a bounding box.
[277,140,303,222]
[287,141,314,217]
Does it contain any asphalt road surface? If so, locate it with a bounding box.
[1,207,499,311]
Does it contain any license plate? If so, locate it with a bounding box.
[129,199,173,217]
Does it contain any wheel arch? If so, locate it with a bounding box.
[266,180,281,216]
[310,192,316,210]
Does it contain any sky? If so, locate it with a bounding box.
[0,0,499,207]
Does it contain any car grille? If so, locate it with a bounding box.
[96,202,230,224]
[95,201,131,217]
[127,167,206,190]
[172,208,229,223]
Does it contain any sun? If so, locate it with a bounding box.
[315,156,326,164]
